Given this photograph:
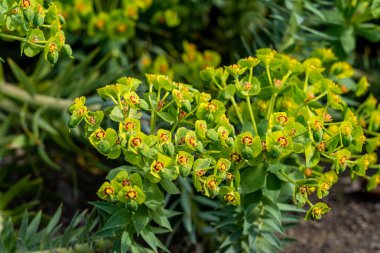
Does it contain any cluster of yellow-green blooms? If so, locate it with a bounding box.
[56,0,188,42]
[198,48,378,219]
[70,48,380,220]
[0,0,72,63]
[138,41,221,89]
[69,76,242,207]
[57,0,152,40]
[97,171,145,210]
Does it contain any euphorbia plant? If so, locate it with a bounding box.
[69,48,379,252]
[0,0,72,63]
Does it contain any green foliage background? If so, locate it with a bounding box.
[1,0,380,252]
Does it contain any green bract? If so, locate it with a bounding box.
[70,48,380,253]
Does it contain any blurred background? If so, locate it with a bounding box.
[1,0,380,252]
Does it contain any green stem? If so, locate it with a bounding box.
[355,101,366,116]
[198,177,205,184]
[266,94,277,120]
[280,170,297,185]
[311,170,323,176]
[149,82,153,93]
[363,129,380,137]
[303,73,309,91]
[108,95,118,106]
[306,91,327,104]
[116,94,123,109]
[321,153,335,160]
[281,71,292,85]
[28,41,45,48]
[181,104,200,121]
[150,109,157,135]
[324,121,343,126]
[211,76,223,90]
[246,96,258,135]
[303,195,314,207]
[161,91,170,101]
[149,84,158,134]
[170,122,178,134]
[160,99,174,112]
[230,96,243,124]
[266,66,273,86]
[0,33,44,48]
[248,67,253,84]
[0,32,25,41]
[245,67,258,134]
[34,40,48,44]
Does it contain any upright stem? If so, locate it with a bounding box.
[230,96,244,125]
[266,65,276,119]
[303,73,309,91]
[266,94,277,120]
[246,96,258,135]
[215,76,243,125]
[266,66,273,87]
[246,67,258,133]
[150,112,157,135]
[281,71,292,85]
[211,77,223,90]
[149,83,157,134]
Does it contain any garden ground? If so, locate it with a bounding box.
[283,175,380,253]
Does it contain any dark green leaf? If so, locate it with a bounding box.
[241,165,267,194]
[132,206,149,234]
[160,179,180,195]
[141,226,158,253]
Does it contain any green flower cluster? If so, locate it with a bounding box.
[138,41,221,89]
[69,75,243,207]
[58,0,152,41]
[0,0,72,63]
[97,171,145,210]
[70,48,380,221]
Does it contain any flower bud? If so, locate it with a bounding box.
[313,129,323,143]
[33,13,44,26]
[48,51,59,65]
[163,143,175,156]
[304,168,313,177]
[99,140,111,154]
[269,146,281,158]
[342,134,352,147]
[206,112,214,122]
[62,44,73,58]
[226,137,235,146]
[241,146,253,160]
[195,142,204,153]
[206,129,218,141]
[181,100,191,113]
[179,166,191,177]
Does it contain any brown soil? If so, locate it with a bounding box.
[283,177,380,253]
